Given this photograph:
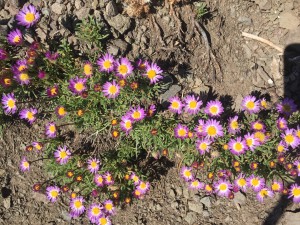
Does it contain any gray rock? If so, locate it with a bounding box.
[36,28,47,42]
[99,0,110,8]
[41,8,50,17]
[3,197,11,209]
[200,196,211,208]
[169,188,176,199]
[75,7,90,20]
[51,3,65,15]
[106,1,118,17]
[233,191,246,207]
[238,16,252,25]
[188,201,203,214]
[31,192,47,202]
[155,203,162,211]
[107,45,119,56]
[61,210,72,222]
[92,0,99,9]
[184,212,197,224]
[175,186,182,197]
[0,0,5,10]
[183,187,190,199]
[279,11,300,30]
[110,39,129,53]
[75,0,84,10]
[225,215,232,223]
[254,0,271,10]
[202,210,210,217]
[170,201,179,209]
[106,14,132,34]
[159,85,181,102]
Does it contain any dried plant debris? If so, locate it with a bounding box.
[123,0,151,18]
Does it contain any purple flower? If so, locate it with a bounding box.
[102,80,120,99]
[244,133,259,151]
[276,117,288,130]
[46,85,59,98]
[115,57,133,79]
[184,95,202,115]
[55,106,67,119]
[38,70,46,79]
[12,59,28,74]
[174,123,189,139]
[242,95,260,114]
[45,51,60,62]
[20,157,30,172]
[45,122,57,138]
[247,175,265,192]
[70,196,85,216]
[203,119,223,139]
[0,48,8,60]
[7,29,23,46]
[68,76,87,94]
[229,137,247,155]
[168,96,183,114]
[276,98,297,117]
[54,145,71,165]
[251,121,265,131]
[16,4,40,28]
[87,203,103,223]
[83,61,93,77]
[180,166,194,181]
[228,115,240,134]
[87,158,100,174]
[46,186,60,202]
[144,62,163,84]
[94,174,105,187]
[189,179,204,190]
[129,106,146,121]
[194,119,206,137]
[271,180,283,192]
[289,184,300,203]
[13,72,30,85]
[120,115,133,134]
[257,188,274,203]
[104,172,114,185]
[2,93,17,115]
[196,138,211,155]
[234,174,247,192]
[95,214,112,225]
[103,199,115,215]
[136,181,150,194]
[97,53,115,72]
[214,179,232,197]
[205,100,224,117]
[19,108,38,124]
[281,129,299,149]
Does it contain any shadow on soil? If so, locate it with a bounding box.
[263,44,300,225]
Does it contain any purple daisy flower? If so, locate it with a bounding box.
[136,181,150,194]
[94,174,105,187]
[97,53,115,72]
[20,157,30,172]
[45,51,60,62]
[115,57,133,79]
[194,119,206,137]
[32,142,43,152]
[19,108,38,124]
[257,188,274,203]
[196,138,212,155]
[229,137,247,155]
[54,145,71,165]
[247,175,265,192]
[281,129,299,149]
[87,158,100,174]
[55,106,67,119]
[87,203,103,223]
[83,61,93,77]
[242,95,260,114]
[14,71,30,85]
[228,115,240,134]
[294,161,300,176]
[180,166,194,181]
[96,214,112,225]
[46,186,60,202]
[104,172,114,185]
[168,96,183,114]
[16,4,40,28]
[144,62,163,84]
[7,29,23,46]
[38,70,46,79]
[289,184,300,203]
[174,123,189,139]
[244,133,259,151]
[46,85,59,98]
[130,172,140,185]
[260,98,268,109]
[120,115,133,134]
[70,196,85,216]
[68,76,87,95]
[214,179,232,197]
[276,117,288,130]
[0,48,8,60]
[204,184,214,194]
[103,200,115,215]
[136,59,149,70]
[251,121,265,131]
[189,179,204,190]
[129,106,146,121]
[205,100,224,117]
[277,140,287,153]
[2,93,17,114]
[271,180,283,193]
[254,131,268,144]
[184,95,202,115]
[102,80,120,99]
[203,119,223,139]
[234,174,247,192]
[45,122,57,138]
[147,104,156,117]
[276,98,297,117]
[12,59,28,74]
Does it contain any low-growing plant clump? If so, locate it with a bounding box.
[1,3,300,225]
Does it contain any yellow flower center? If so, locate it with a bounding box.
[210,106,218,114]
[84,64,92,75]
[251,179,259,186]
[238,178,246,186]
[184,170,191,178]
[231,121,238,129]
[105,203,113,211]
[132,111,141,119]
[192,181,199,186]
[74,82,84,92]
[58,107,66,116]
[147,70,156,79]
[277,145,284,153]
[118,65,128,75]
[18,65,26,71]
[49,125,56,133]
[254,132,265,142]
[260,189,268,197]
[207,126,217,136]
[261,101,267,108]
[20,73,29,81]
[253,123,263,130]
[199,142,207,151]
[205,185,212,191]
[27,111,34,120]
[178,128,187,137]
[189,100,197,109]
[285,134,294,144]
[13,36,21,43]
[92,207,100,215]
[234,142,243,151]
[125,121,132,129]
[272,183,280,191]
[7,99,15,108]
[108,85,117,94]
[106,176,111,182]
[296,130,300,138]
[246,138,253,147]
[171,101,179,109]
[59,151,67,159]
[23,161,29,168]
[292,188,300,197]
[74,200,82,209]
[25,12,35,22]
[91,161,97,168]
[50,190,58,198]
[219,183,227,191]
[246,101,255,109]
[51,88,57,95]
[140,182,146,189]
[133,176,139,182]
[103,60,111,69]
[99,218,107,225]
[97,177,103,183]
[4,78,11,85]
